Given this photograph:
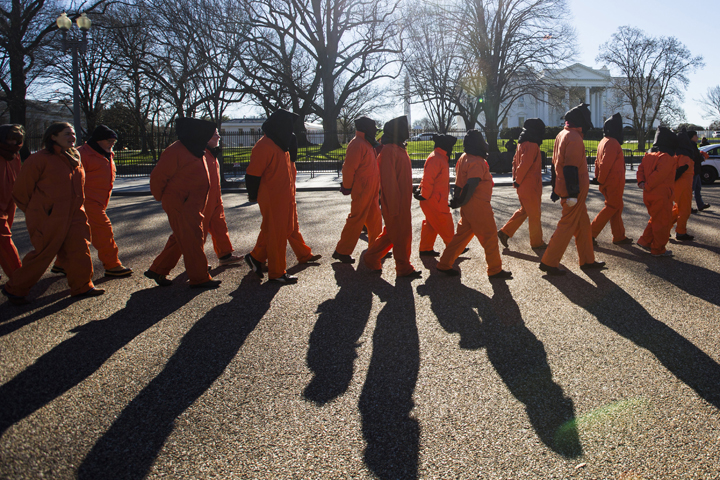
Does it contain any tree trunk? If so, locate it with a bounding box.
[8,49,28,126]
[321,111,341,152]
[637,129,647,153]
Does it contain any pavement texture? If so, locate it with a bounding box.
[1,183,719,479]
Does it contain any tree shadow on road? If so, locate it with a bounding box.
[77,273,279,479]
[359,276,420,480]
[417,272,582,458]
[0,287,203,437]
[545,270,720,409]
[304,262,393,404]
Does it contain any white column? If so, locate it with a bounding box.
[585,86,590,105]
[564,89,570,112]
[543,90,549,124]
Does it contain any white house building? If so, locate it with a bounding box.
[220,117,324,145]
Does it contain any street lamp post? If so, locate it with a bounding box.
[56,12,92,144]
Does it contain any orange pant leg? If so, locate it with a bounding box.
[160,207,211,285]
[288,201,313,263]
[364,208,414,276]
[56,212,96,295]
[438,201,502,275]
[419,201,454,251]
[639,195,672,255]
[542,195,595,268]
[336,178,382,255]
[591,184,626,242]
[85,199,122,270]
[149,234,183,276]
[501,185,544,248]
[251,201,291,280]
[671,184,692,235]
[437,216,476,270]
[206,203,234,259]
[363,226,393,270]
[0,206,21,277]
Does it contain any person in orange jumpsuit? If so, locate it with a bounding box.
[52,125,132,278]
[2,123,103,305]
[415,134,457,256]
[363,115,420,277]
[144,117,220,289]
[670,129,695,241]
[498,118,546,250]
[436,130,512,279]
[540,104,604,275]
[244,109,319,284]
[590,113,633,245]
[333,116,382,264]
[637,127,679,257]
[0,125,24,280]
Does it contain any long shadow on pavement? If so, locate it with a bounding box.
[304,262,393,404]
[0,287,202,436]
[545,270,720,409]
[359,276,420,480]
[77,273,278,479]
[417,272,582,458]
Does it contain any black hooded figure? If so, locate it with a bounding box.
[602,113,623,145]
[176,117,217,158]
[380,116,410,147]
[517,118,545,146]
[355,116,378,147]
[449,130,488,207]
[564,103,593,135]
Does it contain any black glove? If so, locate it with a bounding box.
[550,191,560,202]
[675,165,689,181]
[339,185,352,195]
[513,182,520,189]
[563,166,580,198]
[245,174,261,202]
[413,191,426,201]
[449,198,459,209]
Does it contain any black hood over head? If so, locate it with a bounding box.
[603,113,623,145]
[176,117,216,158]
[262,109,299,152]
[564,103,593,134]
[517,118,545,145]
[650,126,678,156]
[433,134,457,157]
[355,116,378,146]
[675,128,694,158]
[464,129,489,157]
[380,116,409,147]
[289,133,298,162]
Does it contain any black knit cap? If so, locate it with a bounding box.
[603,113,623,145]
[89,124,117,142]
[433,134,457,157]
[380,116,409,146]
[262,109,299,152]
[675,129,694,157]
[463,129,489,157]
[651,126,678,156]
[176,117,217,158]
[355,116,378,146]
[564,103,593,134]
[518,118,545,145]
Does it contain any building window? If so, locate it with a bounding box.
[518,117,525,128]
[518,95,525,107]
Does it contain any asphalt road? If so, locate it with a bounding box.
[1,184,719,479]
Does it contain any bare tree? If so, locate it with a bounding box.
[597,26,704,151]
[336,80,391,142]
[699,86,720,125]
[454,0,576,151]
[245,0,402,151]
[0,0,111,125]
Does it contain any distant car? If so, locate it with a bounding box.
[699,143,720,184]
[712,131,720,138]
[409,132,436,142]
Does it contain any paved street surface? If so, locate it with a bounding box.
[1,184,719,478]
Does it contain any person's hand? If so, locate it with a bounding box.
[339,185,352,195]
[413,191,426,201]
[638,181,645,190]
[565,197,577,207]
[513,182,520,188]
[449,199,459,209]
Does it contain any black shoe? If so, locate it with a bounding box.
[50,265,66,276]
[613,237,633,245]
[300,254,322,264]
[332,251,355,264]
[105,266,133,277]
[462,247,470,254]
[437,267,459,276]
[270,273,298,285]
[592,237,598,247]
[78,287,105,297]
[2,286,29,305]
[498,230,510,248]
[244,253,264,278]
[539,262,566,276]
[699,204,711,211]
[489,270,513,279]
[419,250,440,257]
[580,261,607,271]
[691,208,699,214]
[190,279,222,289]
[676,233,695,241]
[144,270,172,286]
[402,270,423,278]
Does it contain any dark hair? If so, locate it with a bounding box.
[0,124,25,145]
[42,122,74,151]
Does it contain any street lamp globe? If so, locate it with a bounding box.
[56,12,72,31]
[76,13,92,31]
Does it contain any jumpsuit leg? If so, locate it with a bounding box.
[207,204,234,259]
[56,214,96,296]
[164,208,211,285]
[437,216,475,270]
[0,206,21,277]
[251,202,291,280]
[542,195,595,268]
[149,235,183,276]
[336,178,381,254]
[363,226,393,271]
[85,199,122,270]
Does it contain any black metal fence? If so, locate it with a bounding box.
[22,130,648,178]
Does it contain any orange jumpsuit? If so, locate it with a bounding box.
[671,154,694,235]
[363,143,416,276]
[437,153,503,275]
[499,142,544,247]
[149,141,212,285]
[5,147,95,297]
[0,151,21,277]
[247,136,296,280]
[541,126,595,268]
[419,148,454,251]
[637,152,677,255]
[335,131,382,255]
[590,137,626,242]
